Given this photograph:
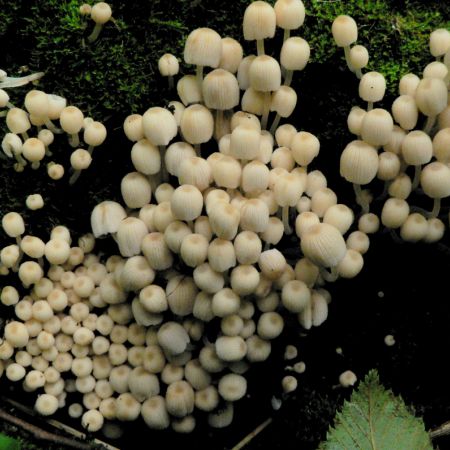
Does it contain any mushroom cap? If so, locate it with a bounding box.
[243,1,276,41]
[158,53,180,77]
[274,0,305,30]
[91,2,112,24]
[359,71,386,103]
[415,78,448,117]
[184,27,222,68]
[420,161,450,199]
[249,55,281,92]
[331,15,358,47]
[280,37,310,71]
[180,104,214,145]
[300,223,347,268]
[91,201,127,238]
[142,107,177,146]
[202,69,240,110]
[340,140,379,185]
[360,108,393,146]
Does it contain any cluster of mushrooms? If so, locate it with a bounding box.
[0,0,448,437]
[1,86,107,185]
[333,16,450,242]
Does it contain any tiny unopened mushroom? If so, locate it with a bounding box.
[331,15,358,72]
[158,53,179,89]
[87,2,112,43]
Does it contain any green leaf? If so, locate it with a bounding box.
[0,434,21,450]
[320,370,433,450]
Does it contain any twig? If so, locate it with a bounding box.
[430,420,450,439]
[0,407,90,450]
[231,418,273,450]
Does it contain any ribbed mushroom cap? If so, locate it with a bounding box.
[171,185,204,221]
[401,130,433,166]
[165,142,196,177]
[203,69,240,110]
[433,128,450,163]
[349,45,369,70]
[248,55,281,92]
[415,78,448,117]
[360,108,393,146]
[423,61,448,80]
[142,107,177,146]
[180,104,214,145]
[358,72,386,103]
[6,108,31,134]
[420,162,450,199]
[291,131,320,166]
[274,0,305,30]
[241,88,265,115]
[91,201,127,238]
[158,53,179,77]
[347,106,366,136]
[243,1,276,41]
[230,123,261,160]
[219,38,243,73]
[399,73,420,96]
[177,75,203,106]
[270,86,297,118]
[24,90,49,117]
[331,15,358,47]
[237,55,257,90]
[280,37,310,71]
[429,28,450,57]
[121,172,152,209]
[340,140,379,185]
[391,95,418,131]
[184,28,222,68]
[300,223,346,268]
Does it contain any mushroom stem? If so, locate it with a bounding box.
[261,92,271,130]
[6,102,15,109]
[264,241,271,251]
[343,46,355,73]
[196,65,204,93]
[355,68,363,79]
[87,145,95,155]
[20,132,29,141]
[194,144,201,156]
[13,237,23,273]
[159,145,169,182]
[284,71,293,87]
[412,165,421,190]
[0,111,6,117]
[282,206,292,234]
[0,72,44,89]
[353,183,369,213]
[256,39,265,56]
[69,133,79,148]
[87,23,103,43]
[168,76,174,90]
[283,29,290,43]
[45,146,52,157]
[13,151,27,167]
[431,198,441,218]
[367,101,373,111]
[69,170,82,185]
[31,162,40,170]
[45,119,63,134]
[38,257,44,269]
[269,113,281,136]
[423,115,436,134]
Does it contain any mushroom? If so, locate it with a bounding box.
[158,53,180,89]
[243,1,276,56]
[331,15,358,73]
[87,2,112,43]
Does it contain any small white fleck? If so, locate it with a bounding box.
[384,334,395,346]
[377,291,385,298]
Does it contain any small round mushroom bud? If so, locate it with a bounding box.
[301,223,346,269]
[240,199,270,233]
[184,27,222,90]
[208,202,240,241]
[165,142,196,177]
[19,261,43,287]
[424,217,445,243]
[377,152,400,181]
[291,131,320,167]
[282,375,298,394]
[24,89,49,119]
[275,123,297,147]
[6,363,26,382]
[381,198,410,229]
[359,72,386,108]
[120,172,151,209]
[123,114,144,142]
[279,37,310,86]
[212,288,240,318]
[358,213,379,234]
[218,373,247,402]
[346,231,370,254]
[158,53,179,89]
[336,249,364,279]
[25,194,44,211]
[258,249,286,280]
[402,130,433,189]
[233,231,262,265]
[116,217,147,257]
[210,155,240,190]
[230,123,261,161]
[166,380,195,418]
[180,234,209,268]
[270,86,297,132]
[180,104,214,148]
[179,156,211,191]
[84,121,106,153]
[349,45,369,77]
[249,55,281,128]
[243,1,276,56]
[47,162,65,180]
[430,28,450,58]
[360,108,393,146]
[415,78,448,133]
[400,213,428,242]
[91,201,126,238]
[6,108,31,138]
[35,394,58,416]
[219,38,243,73]
[388,173,412,200]
[421,162,450,217]
[157,322,190,356]
[230,265,260,296]
[87,2,112,43]
[215,336,247,362]
[391,95,418,131]
[143,106,177,149]
[433,128,450,163]
[423,61,448,80]
[257,312,284,339]
[82,409,104,432]
[5,321,29,347]
[2,211,25,242]
[170,184,203,223]
[281,279,310,313]
[323,204,354,235]
[69,148,92,184]
[339,370,357,387]
[347,106,366,136]
[398,73,420,96]
[44,239,70,265]
[332,15,358,72]
[177,75,203,106]
[141,396,170,430]
[295,212,320,238]
[1,285,20,306]
[60,106,84,147]
[141,232,173,270]
[340,140,379,212]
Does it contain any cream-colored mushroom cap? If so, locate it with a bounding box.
[249,55,281,92]
[331,15,358,47]
[91,2,112,24]
[24,90,49,117]
[91,201,127,238]
[60,106,84,134]
[349,45,369,70]
[340,140,379,185]
[219,38,243,74]
[171,184,204,222]
[274,0,305,30]
[142,107,177,146]
[358,72,386,103]
[243,1,276,41]
[158,53,179,76]
[360,108,394,146]
[202,69,240,110]
[84,121,107,147]
[415,78,448,117]
[301,223,347,268]
[6,108,31,134]
[429,28,450,57]
[280,37,310,71]
[180,104,214,145]
[184,27,222,68]
[420,162,450,199]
